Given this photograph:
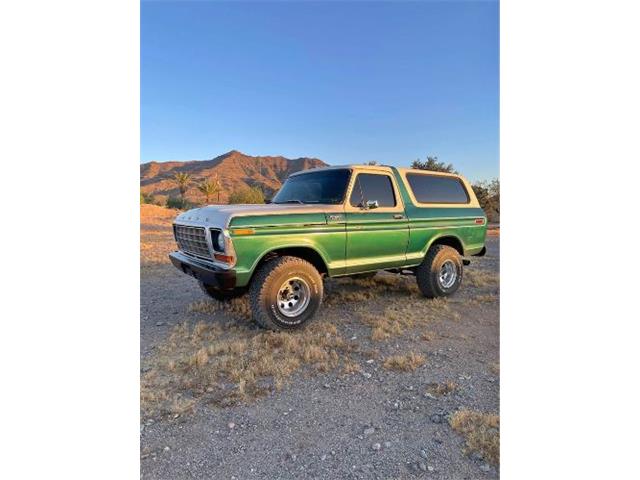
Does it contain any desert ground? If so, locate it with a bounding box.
[140,204,500,479]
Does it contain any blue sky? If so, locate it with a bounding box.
[141,1,499,181]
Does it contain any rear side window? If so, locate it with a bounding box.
[406,174,469,204]
[350,173,396,207]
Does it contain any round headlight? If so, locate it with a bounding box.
[216,232,226,251]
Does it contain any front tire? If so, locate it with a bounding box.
[249,256,323,330]
[416,245,463,298]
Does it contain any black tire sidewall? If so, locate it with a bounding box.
[259,262,323,329]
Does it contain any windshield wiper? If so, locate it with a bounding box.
[274,199,304,204]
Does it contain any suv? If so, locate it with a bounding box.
[169,165,487,330]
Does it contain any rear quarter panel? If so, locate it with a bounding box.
[392,169,487,264]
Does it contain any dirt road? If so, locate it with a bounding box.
[140,207,499,479]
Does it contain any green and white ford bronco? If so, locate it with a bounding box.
[170,165,487,330]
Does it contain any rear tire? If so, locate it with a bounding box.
[198,281,246,302]
[416,245,463,298]
[249,256,323,331]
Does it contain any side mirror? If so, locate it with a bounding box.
[365,200,379,210]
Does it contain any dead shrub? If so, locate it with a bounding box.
[449,409,500,465]
[473,293,499,304]
[465,269,499,289]
[141,319,355,418]
[189,297,252,320]
[360,297,454,341]
[421,331,436,341]
[140,204,178,266]
[426,380,458,397]
[325,274,419,307]
[342,360,362,375]
[382,352,426,372]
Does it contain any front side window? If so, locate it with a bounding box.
[406,174,469,204]
[273,169,351,204]
[349,173,396,208]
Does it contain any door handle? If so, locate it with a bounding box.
[393,214,405,220]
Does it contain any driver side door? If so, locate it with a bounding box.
[345,172,409,273]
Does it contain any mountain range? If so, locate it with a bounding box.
[140,150,328,203]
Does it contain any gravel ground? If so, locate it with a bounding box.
[140,237,499,479]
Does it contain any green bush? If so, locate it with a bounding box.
[166,196,191,210]
[411,156,457,174]
[228,186,265,204]
[140,191,156,204]
[472,179,500,223]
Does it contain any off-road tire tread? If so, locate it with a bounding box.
[249,256,323,330]
[416,245,463,298]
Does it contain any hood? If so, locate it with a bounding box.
[174,203,343,229]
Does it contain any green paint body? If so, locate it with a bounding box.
[228,167,487,287]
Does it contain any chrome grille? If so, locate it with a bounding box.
[174,225,211,259]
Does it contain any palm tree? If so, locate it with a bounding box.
[197,177,222,205]
[212,174,223,202]
[173,172,191,202]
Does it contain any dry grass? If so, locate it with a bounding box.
[326,274,420,305]
[382,352,426,372]
[325,274,461,341]
[141,318,357,418]
[426,380,459,397]
[473,293,499,304]
[341,359,362,375]
[465,268,499,289]
[420,331,436,341]
[449,409,500,465]
[140,204,178,266]
[360,297,456,341]
[142,263,460,418]
[327,275,438,341]
[189,297,252,321]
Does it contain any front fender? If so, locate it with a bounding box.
[231,229,345,287]
[250,241,332,275]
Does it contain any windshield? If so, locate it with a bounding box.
[273,169,351,204]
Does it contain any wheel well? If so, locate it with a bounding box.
[254,247,329,277]
[429,236,465,256]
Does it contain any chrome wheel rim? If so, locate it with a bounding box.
[276,277,311,317]
[439,260,457,289]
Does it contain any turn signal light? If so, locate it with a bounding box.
[232,228,255,235]
[475,218,485,225]
[214,253,235,263]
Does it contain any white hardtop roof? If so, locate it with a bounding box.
[290,164,462,178]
